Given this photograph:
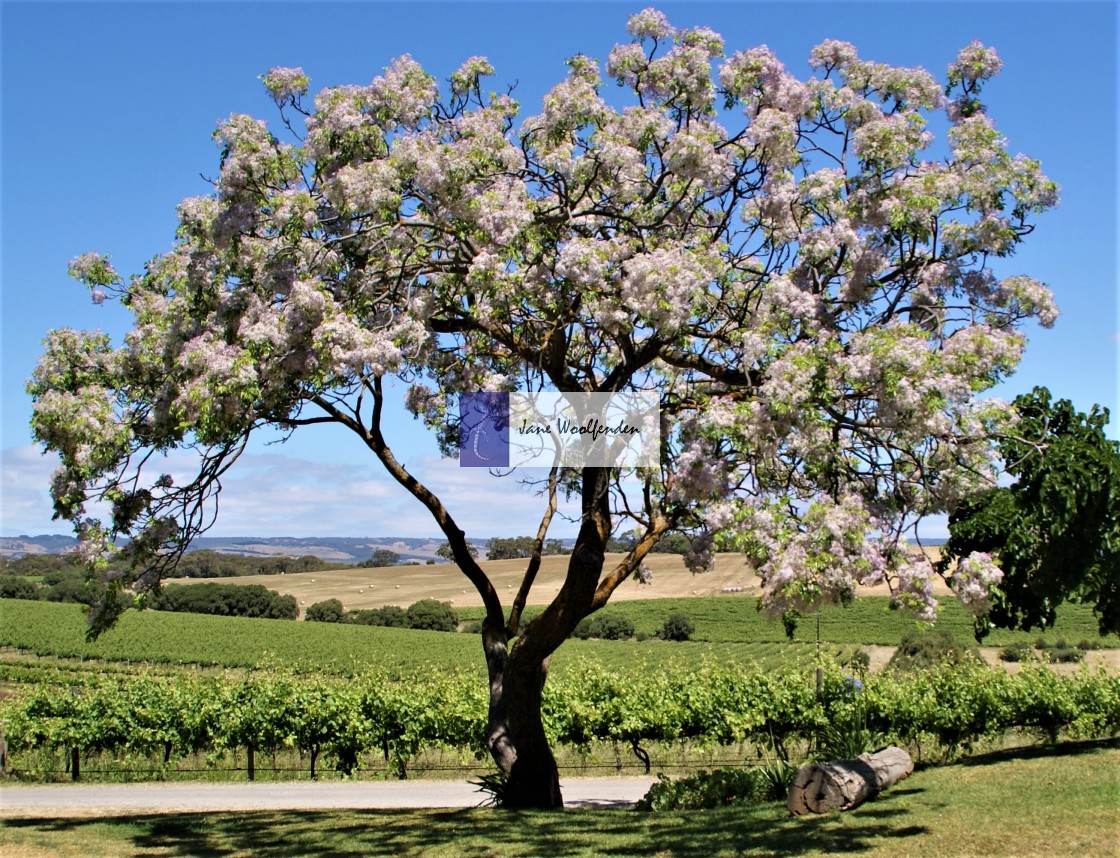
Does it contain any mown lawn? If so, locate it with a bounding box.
[3,740,1117,857]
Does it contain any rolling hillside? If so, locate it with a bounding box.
[165,550,949,613]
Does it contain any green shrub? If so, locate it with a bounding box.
[887,630,980,672]
[1028,637,1088,664]
[469,771,509,807]
[405,599,458,632]
[757,758,800,801]
[657,611,695,642]
[1047,647,1085,664]
[304,598,346,623]
[41,570,97,605]
[999,642,1033,662]
[348,606,407,627]
[636,768,767,811]
[0,575,40,600]
[1077,639,1104,651]
[153,582,298,619]
[573,612,634,640]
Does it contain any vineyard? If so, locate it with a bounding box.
[0,599,845,677]
[2,595,1118,785]
[458,597,1120,648]
[2,657,1118,784]
[2,597,1116,679]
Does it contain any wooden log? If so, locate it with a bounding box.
[787,746,913,815]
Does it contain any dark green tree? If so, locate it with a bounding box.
[573,612,634,640]
[436,541,478,561]
[304,598,347,623]
[358,549,401,568]
[940,388,1120,637]
[405,599,458,632]
[348,605,407,627]
[658,610,695,641]
[0,576,41,600]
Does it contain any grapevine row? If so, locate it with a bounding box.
[3,660,1118,781]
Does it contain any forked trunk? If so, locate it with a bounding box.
[480,469,613,810]
[481,555,607,808]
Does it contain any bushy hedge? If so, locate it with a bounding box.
[348,606,407,627]
[886,629,980,672]
[658,611,695,641]
[573,612,634,640]
[306,601,456,631]
[0,575,42,600]
[405,599,458,632]
[305,599,346,623]
[0,569,99,605]
[152,583,298,620]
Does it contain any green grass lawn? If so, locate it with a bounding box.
[2,740,1117,857]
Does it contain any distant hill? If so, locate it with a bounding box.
[0,534,79,558]
[1,532,947,562]
[0,535,486,564]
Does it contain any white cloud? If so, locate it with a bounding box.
[0,442,583,540]
[406,455,583,539]
[0,445,64,536]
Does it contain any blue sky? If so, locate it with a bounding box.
[1,1,1116,539]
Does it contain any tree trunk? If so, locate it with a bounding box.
[787,746,913,814]
[483,618,562,809]
[496,653,562,809]
[480,468,613,810]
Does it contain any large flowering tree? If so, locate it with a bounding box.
[31,9,1057,807]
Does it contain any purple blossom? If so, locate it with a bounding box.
[68,252,119,287]
[948,41,1002,86]
[626,7,674,40]
[261,66,310,104]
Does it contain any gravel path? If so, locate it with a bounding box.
[0,777,657,817]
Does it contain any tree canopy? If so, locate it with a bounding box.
[357,549,401,568]
[940,388,1120,638]
[29,8,1059,806]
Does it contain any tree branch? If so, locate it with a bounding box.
[310,384,505,628]
[507,466,560,636]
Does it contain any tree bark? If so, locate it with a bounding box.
[787,746,913,814]
[481,468,613,810]
[491,649,562,809]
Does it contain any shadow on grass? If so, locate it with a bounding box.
[957,737,1120,769]
[8,740,1117,856]
[2,799,930,858]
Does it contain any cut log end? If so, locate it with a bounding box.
[787,746,913,815]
